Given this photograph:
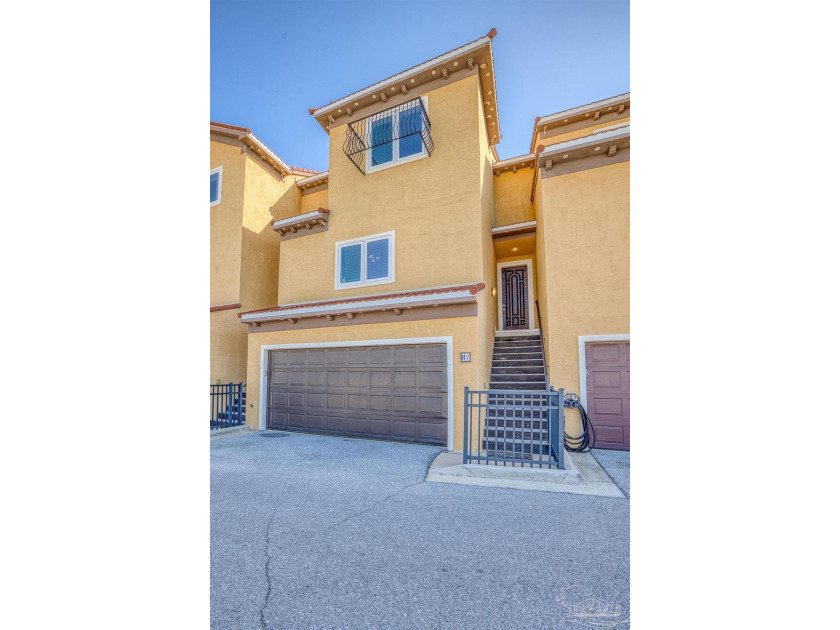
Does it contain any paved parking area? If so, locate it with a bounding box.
[592,448,631,497]
[211,432,629,629]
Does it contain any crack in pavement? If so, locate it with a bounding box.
[258,505,279,630]
[255,480,421,628]
[322,480,423,534]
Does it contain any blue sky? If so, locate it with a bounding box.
[211,0,629,172]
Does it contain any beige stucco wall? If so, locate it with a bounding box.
[243,74,502,443]
[211,140,304,384]
[493,168,534,227]
[276,74,487,306]
[211,309,249,384]
[240,158,298,311]
[300,188,329,214]
[210,142,246,306]
[477,80,498,389]
[245,316,481,451]
[537,161,630,434]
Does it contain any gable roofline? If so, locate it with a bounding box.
[309,29,502,145]
[210,121,315,178]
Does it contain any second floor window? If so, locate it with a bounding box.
[210,166,223,206]
[366,97,429,172]
[335,231,395,289]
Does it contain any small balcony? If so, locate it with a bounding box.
[343,97,434,174]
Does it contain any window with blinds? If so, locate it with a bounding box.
[343,96,432,174]
[335,231,395,290]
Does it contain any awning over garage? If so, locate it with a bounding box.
[239,283,485,332]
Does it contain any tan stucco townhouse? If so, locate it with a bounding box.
[210,29,629,453]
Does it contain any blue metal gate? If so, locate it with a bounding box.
[210,382,246,430]
[463,387,564,468]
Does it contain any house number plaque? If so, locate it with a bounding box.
[460,352,471,362]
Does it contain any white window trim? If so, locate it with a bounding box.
[366,95,430,174]
[496,259,536,331]
[258,337,455,450]
[210,165,223,207]
[578,334,630,409]
[335,230,396,290]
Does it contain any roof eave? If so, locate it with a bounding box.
[296,171,329,188]
[210,123,293,176]
[311,33,494,117]
[536,127,630,168]
[309,30,501,146]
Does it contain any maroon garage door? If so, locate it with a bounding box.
[266,344,448,445]
[585,341,630,450]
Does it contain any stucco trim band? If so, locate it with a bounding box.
[210,303,241,313]
[240,283,485,324]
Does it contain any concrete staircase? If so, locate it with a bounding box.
[489,332,547,390]
[484,332,551,459]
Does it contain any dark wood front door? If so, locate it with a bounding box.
[502,265,529,330]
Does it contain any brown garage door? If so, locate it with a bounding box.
[585,341,630,450]
[267,344,448,445]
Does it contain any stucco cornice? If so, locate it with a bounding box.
[309,30,501,146]
[240,283,486,325]
[536,125,630,177]
[530,93,630,153]
[296,171,329,190]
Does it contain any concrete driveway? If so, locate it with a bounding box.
[211,432,629,630]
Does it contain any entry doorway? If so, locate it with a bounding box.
[496,259,536,331]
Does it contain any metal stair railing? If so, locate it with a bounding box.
[463,387,564,468]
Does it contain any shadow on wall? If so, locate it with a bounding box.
[240,175,304,310]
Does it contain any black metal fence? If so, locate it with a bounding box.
[343,97,433,174]
[463,387,564,468]
[210,383,246,430]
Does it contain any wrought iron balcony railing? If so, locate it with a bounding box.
[343,97,433,174]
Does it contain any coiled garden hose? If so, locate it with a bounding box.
[563,393,596,452]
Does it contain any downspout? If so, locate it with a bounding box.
[530,144,544,204]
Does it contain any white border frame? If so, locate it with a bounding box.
[334,230,396,290]
[578,334,630,408]
[366,96,430,174]
[258,336,455,450]
[496,259,536,331]
[210,166,223,207]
